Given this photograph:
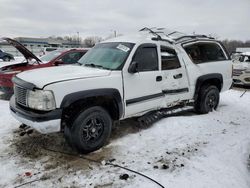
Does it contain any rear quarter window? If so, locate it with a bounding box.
[184,42,227,64]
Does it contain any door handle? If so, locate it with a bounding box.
[173,73,182,79]
[156,76,162,82]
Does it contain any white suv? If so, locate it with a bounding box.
[232,52,250,86]
[10,28,232,153]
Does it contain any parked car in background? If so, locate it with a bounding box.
[232,52,250,86]
[0,49,14,62]
[39,47,58,56]
[0,37,88,95]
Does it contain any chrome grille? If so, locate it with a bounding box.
[232,69,244,76]
[14,85,28,107]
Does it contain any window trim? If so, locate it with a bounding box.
[131,43,159,72]
[160,46,181,70]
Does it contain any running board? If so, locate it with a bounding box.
[137,103,194,127]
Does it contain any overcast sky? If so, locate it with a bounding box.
[0,0,249,41]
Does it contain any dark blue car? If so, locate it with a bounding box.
[0,49,14,61]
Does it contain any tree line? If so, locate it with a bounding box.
[49,35,112,48]
[49,35,250,53]
[221,39,250,54]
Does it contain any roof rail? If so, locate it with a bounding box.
[139,27,174,44]
[139,27,162,40]
[174,35,215,41]
[140,27,215,44]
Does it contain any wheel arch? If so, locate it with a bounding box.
[194,73,223,100]
[60,88,124,127]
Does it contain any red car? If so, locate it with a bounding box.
[0,38,88,95]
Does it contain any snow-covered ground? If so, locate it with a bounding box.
[0,89,250,188]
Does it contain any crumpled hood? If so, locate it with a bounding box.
[16,65,111,88]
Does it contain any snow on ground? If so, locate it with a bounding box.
[0,89,250,188]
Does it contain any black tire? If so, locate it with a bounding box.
[195,85,220,114]
[3,56,10,62]
[65,106,112,154]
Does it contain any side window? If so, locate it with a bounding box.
[61,52,85,64]
[132,45,158,72]
[161,46,181,70]
[184,43,227,64]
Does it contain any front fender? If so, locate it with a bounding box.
[60,88,124,119]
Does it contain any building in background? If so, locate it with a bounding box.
[0,37,83,56]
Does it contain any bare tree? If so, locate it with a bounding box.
[221,39,250,54]
[83,36,103,47]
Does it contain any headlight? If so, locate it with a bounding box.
[27,90,56,111]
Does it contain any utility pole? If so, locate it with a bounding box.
[77,32,80,47]
[111,30,117,38]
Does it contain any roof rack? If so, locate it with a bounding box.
[139,27,162,39]
[139,27,174,44]
[174,35,215,42]
[139,27,215,44]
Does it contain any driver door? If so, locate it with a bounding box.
[123,43,165,117]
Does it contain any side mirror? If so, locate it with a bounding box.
[54,60,64,66]
[128,61,138,73]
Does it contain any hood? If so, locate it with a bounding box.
[16,65,111,88]
[2,37,41,63]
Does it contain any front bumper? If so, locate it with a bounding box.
[10,96,62,134]
[233,76,250,86]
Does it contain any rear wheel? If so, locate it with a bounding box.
[65,106,112,154]
[195,85,220,114]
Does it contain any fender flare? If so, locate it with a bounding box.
[60,88,124,119]
[194,73,223,100]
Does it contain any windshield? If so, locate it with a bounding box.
[40,50,62,63]
[78,42,134,70]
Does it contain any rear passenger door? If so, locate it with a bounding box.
[160,46,190,104]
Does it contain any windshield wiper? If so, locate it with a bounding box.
[84,63,111,70]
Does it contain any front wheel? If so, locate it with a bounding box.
[195,85,220,114]
[66,106,112,154]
